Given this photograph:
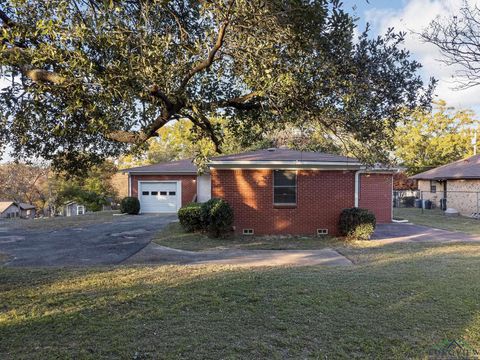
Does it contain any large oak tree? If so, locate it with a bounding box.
[0,0,434,172]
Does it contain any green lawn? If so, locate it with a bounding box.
[1,241,480,359]
[0,211,120,231]
[394,207,480,235]
[154,222,343,250]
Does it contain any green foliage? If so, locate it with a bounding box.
[120,197,140,215]
[0,0,432,172]
[339,208,376,240]
[395,101,475,175]
[178,203,203,233]
[50,161,118,212]
[200,198,234,238]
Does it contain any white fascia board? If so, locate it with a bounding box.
[209,160,362,166]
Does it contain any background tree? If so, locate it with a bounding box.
[0,162,49,210]
[422,1,480,89]
[0,0,433,173]
[394,101,476,175]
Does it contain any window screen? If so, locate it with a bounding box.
[273,170,297,204]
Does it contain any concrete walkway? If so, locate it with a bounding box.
[125,243,353,267]
[372,223,480,244]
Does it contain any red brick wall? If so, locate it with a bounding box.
[130,175,197,206]
[211,169,357,236]
[358,173,392,223]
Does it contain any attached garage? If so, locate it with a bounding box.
[124,159,200,214]
[138,181,181,213]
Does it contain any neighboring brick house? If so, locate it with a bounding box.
[123,148,394,236]
[411,154,480,216]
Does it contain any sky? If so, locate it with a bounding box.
[1,0,479,163]
[343,0,480,114]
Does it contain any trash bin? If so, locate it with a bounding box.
[424,200,432,209]
[415,199,423,208]
[440,198,447,211]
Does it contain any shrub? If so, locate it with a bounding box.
[339,207,376,240]
[120,196,140,215]
[200,198,234,237]
[178,203,203,232]
[401,196,416,207]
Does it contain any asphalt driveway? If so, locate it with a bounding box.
[372,222,480,243]
[0,214,176,267]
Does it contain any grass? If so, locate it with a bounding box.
[1,241,480,359]
[0,211,120,231]
[394,207,480,235]
[154,222,343,251]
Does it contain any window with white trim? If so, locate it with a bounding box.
[273,170,297,205]
[77,205,85,215]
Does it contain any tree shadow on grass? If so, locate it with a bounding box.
[1,241,480,359]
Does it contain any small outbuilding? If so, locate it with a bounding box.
[0,201,36,219]
[61,201,86,217]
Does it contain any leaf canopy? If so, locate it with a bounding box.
[0,0,434,172]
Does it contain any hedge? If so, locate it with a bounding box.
[178,198,234,237]
[178,203,203,232]
[120,197,140,215]
[339,207,376,240]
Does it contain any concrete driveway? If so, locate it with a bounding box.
[125,243,353,267]
[0,214,176,267]
[372,222,480,243]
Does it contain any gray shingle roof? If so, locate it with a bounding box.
[123,148,360,174]
[123,159,197,174]
[210,148,359,163]
[410,154,480,180]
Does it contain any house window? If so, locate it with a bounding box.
[142,191,149,196]
[430,180,436,193]
[151,191,158,196]
[77,205,85,215]
[273,170,297,205]
[160,191,167,196]
[169,191,176,196]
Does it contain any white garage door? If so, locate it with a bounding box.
[139,182,180,213]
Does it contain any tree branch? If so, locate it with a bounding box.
[0,9,15,28]
[23,68,65,85]
[178,0,235,90]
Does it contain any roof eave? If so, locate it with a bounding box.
[209,160,362,169]
[125,170,198,175]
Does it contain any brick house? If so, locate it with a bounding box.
[410,154,480,216]
[123,148,393,236]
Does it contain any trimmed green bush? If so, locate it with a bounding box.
[178,203,203,232]
[120,196,140,215]
[200,198,234,237]
[339,207,376,240]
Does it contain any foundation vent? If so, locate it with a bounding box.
[317,228,328,236]
[243,229,254,235]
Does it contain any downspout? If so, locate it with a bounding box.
[354,169,367,207]
[127,173,131,197]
